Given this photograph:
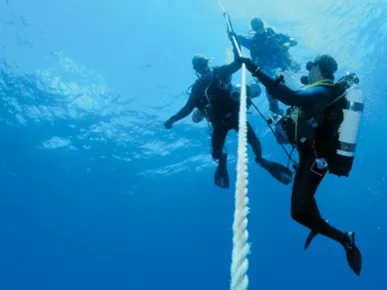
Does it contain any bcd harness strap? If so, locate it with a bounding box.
[293,77,351,145]
[293,79,334,144]
[291,78,353,166]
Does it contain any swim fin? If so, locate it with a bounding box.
[257,158,293,185]
[344,232,362,276]
[304,230,318,250]
[214,154,229,189]
[304,220,328,250]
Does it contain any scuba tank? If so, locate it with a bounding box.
[327,73,364,177]
[272,73,364,177]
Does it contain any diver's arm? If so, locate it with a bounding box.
[277,33,290,42]
[167,96,196,124]
[217,59,242,77]
[239,58,327,106]
[278,33,297,47]
[215,46,243,76]
[252,68,328,106]
[165,86,199,129]
[272,85,329,106]
[236,35,253,50]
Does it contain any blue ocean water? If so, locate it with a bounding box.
[1,0,386,289]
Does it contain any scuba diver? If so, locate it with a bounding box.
[164,53,293,189]
[191,82,262,123]
[238,54,363,276]
[233,17,299,116]
[236,17,299,72]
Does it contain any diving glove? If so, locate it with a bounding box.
[238,57,259,74]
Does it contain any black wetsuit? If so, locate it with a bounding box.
[236,32,298,115]
[167,61,262,161]
[251,68,348,247]
[237,31,298,74]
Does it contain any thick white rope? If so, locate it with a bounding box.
[216,2,251,288]
[230,63,250,290]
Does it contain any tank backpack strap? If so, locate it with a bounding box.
[323,73,360,110]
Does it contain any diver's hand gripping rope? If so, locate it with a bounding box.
[218,1,250,289]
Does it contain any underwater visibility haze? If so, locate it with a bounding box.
[1,0,387,289]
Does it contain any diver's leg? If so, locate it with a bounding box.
[211,123,228,160]
[211,123,230,188]
[232,120,292,184]
[292,152,362,275]
[290,153,347,246]
[246,122,263,161]
[231,119,263,161]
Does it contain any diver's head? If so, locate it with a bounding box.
[192,54,210,75]
[251,17,264,33]
[306,54,338,84]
